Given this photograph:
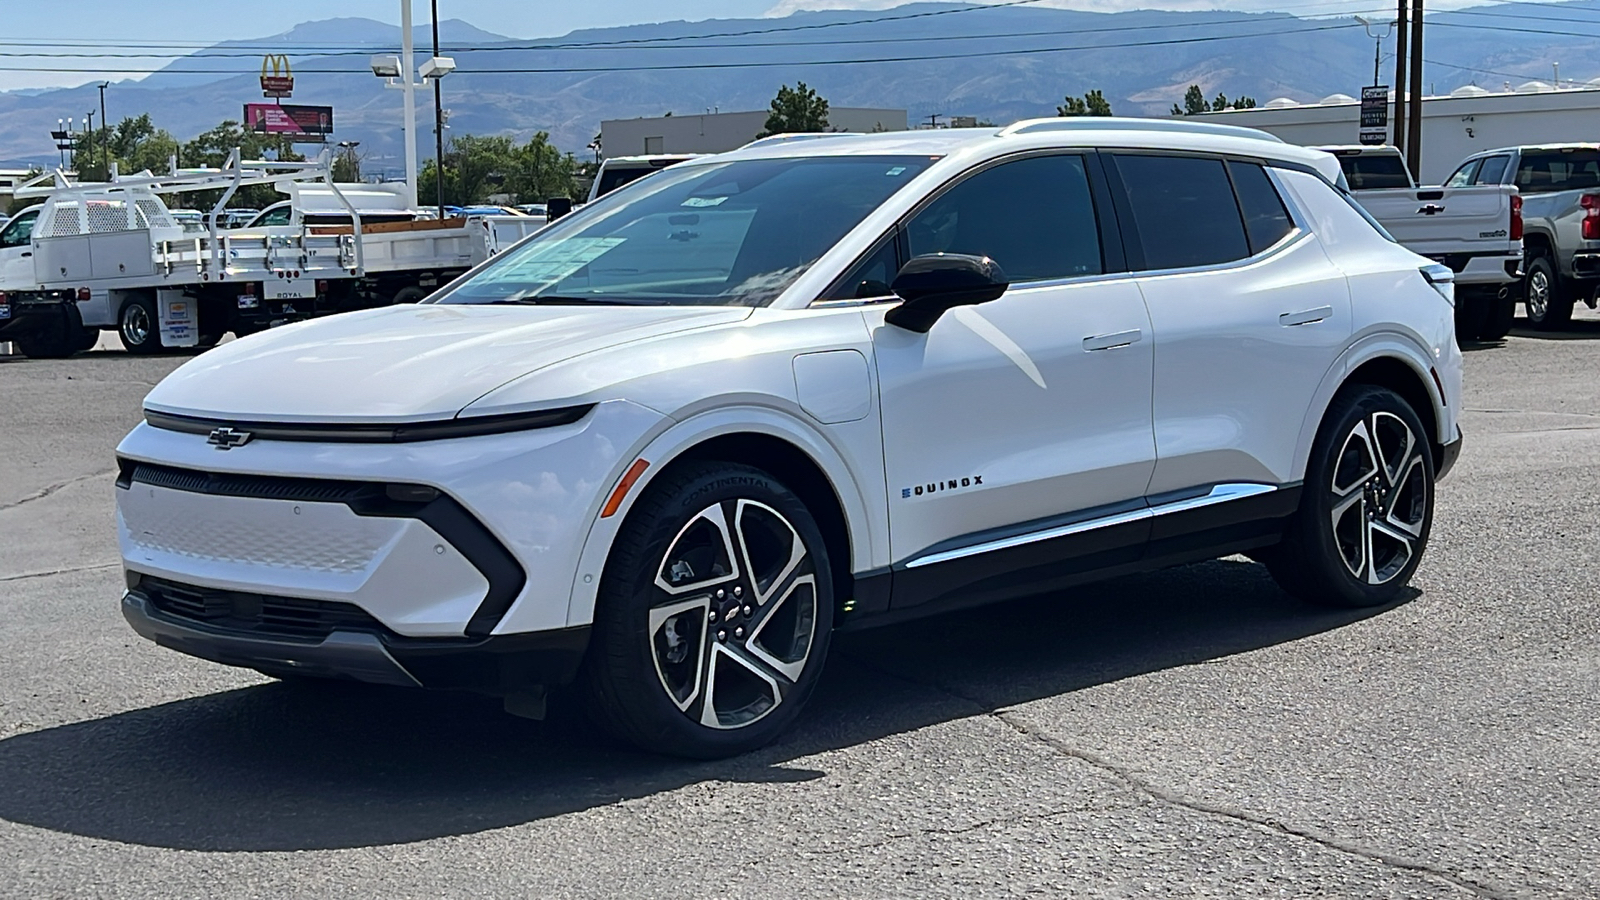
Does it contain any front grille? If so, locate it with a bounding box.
[123,461,378,505]
[140,577,388,641]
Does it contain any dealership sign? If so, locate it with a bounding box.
[244,103,334,140]
[1359,85,1390,145]
[260,54,294,98]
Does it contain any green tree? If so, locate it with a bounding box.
[1084,89,1113,116]
[1183,84,1210,116]
[1173,85,1259,116]
[1057,95,1088,116]
[183,120,305,208]
[759,82,830,137]
[1232,96,1259,110]
[73,114,180,182]
[332,146,363,183]
[418,131,579,207]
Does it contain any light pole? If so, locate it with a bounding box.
[1354,16,1396,87]
[97,81,109,172]
[431,0,445,219]
[370,0,454,212]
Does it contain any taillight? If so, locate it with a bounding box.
[1510,194,1524,241]
[1582,194,1600,241]
[0,291,9,304]
[315,280,329,294]
[77,288,92,301]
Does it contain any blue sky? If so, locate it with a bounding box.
[1,0,1471,91]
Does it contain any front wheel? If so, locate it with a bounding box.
[1266,385,1435,608]
[582,461,833,758]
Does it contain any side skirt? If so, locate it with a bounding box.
[837,482,1302,632]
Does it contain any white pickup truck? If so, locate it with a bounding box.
[1317,145,1524,341]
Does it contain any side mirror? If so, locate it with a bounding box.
[884,253,1009,333]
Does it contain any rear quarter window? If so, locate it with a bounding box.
[1228,162,1295,253]
[1340,154,1413,190]
[1515,151,1600,193]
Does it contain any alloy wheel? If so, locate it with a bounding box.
[1329,411,1429,585]
[122,304,151,346]
[1526,268,1550,322]
[647,499,819,730]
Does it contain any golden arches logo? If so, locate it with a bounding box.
[260,54,292,79]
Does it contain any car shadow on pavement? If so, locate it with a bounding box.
[0,558,1405,852]
[1507,316,1600,340]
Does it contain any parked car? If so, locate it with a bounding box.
[586,153,704,203]
[516,203,549,218]
[1442,144,1600,330]
[115,119,1462,758]
[1317,145,1523,341]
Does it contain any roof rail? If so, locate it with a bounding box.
[740,132,862,149]
[996,117,1284,143]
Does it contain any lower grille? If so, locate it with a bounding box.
[140,577,387,641]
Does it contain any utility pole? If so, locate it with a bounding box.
[1392,0,1408,154]
[1407,0,1424,178]
[97,82,109,173]
[401,0,419,209]
[431,0,446,219]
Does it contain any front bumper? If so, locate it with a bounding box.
[1437,425,1464,481]
[123,584,589,692]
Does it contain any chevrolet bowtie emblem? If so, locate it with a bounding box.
[206,427,253,450]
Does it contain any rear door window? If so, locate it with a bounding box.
[1475,155,1511,185]
[1228,162,1295,254]
[1112,154,1250,270]
[904,154,1104,283]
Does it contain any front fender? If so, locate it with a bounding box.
[558,403,886,630]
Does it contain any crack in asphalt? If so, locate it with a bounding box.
[0,562,119,584]
[832,651,1509,899]
[0,469,115,513]
[803,806,1086,857]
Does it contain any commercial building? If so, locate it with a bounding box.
[600,108,908,157]
[1194,81,1600,183]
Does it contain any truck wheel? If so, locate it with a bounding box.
[118,296,165,355]
[392,287,428,305]
[1524,255,1573,331]
[1477,291,1516,341]
[14,306,86,359]
[1266,385,1434,608]
[582,461,834,758]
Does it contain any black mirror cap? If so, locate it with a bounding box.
[546,197,574,221]
[885,253,1009,333]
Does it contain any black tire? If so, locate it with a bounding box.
[1452,291,1491,343]
[232,322,265,338]
[1477,291,1516,341]
[117,295,165,354]
[1524,254,1573,331]
[74,325,100,353]
[1266,385,1435,608]
[392,287,428,305]
[581,461,834,758]
[14,305,87,359]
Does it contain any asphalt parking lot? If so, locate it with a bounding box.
[1,316,1598,900]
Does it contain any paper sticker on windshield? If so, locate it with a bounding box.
[681,196,729,208]
[478,237,625,288]
[885,166,907,176]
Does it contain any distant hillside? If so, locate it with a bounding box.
[3,1,1598,171]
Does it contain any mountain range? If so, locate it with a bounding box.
[2,1,1598,171]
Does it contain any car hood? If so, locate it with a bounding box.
[143,304,753,422]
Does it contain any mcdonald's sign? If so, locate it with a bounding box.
[260,54,294,98]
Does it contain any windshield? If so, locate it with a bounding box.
[1515,150,1600,194]
[438,155,934,307]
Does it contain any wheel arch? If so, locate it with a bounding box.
[563,406,883,629]
[1294,339,1452,481]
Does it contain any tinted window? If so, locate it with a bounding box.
[442,155,932,307]
[1515,150,1600,194]
[0,210,38,247]
[1114,155,1249,270]
[1339,153,1412,189]
[905,154,1103,283]
[252,206,292,227]
[1476,155,1511,185]
[1229,161,1295,253]
[1445,159,1482,188]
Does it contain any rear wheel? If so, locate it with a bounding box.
[1477,291,1516,341]
[392,286,428,305]
[14,304,88,359]
[118,295,164,354]
[1266,385,1435,608]
[1452,291,1491,343]
[582,461,833,758]
[1524,255,1572,331]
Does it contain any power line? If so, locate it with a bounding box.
[0,21,1364,75]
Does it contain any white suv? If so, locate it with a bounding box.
[116,120,1464,758]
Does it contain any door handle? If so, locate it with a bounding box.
[19,251,31,257]
[1082,328,1142,351]
[1279,306,1332,327]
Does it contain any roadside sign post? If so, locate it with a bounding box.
[1360,85,1390,145]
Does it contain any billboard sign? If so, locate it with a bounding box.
[244,103,334,140]
[260,54,294,98]
[1359,85,1390,145]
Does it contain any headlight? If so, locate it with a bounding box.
[1420,263,1455,307]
